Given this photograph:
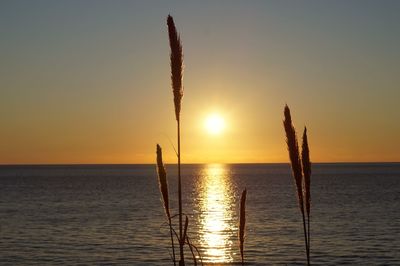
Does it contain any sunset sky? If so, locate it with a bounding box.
[1,1,399,164]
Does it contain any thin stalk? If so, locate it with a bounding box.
[169,217,176,266]
[167,14,184,265]
[186,236,204,266]
[301,127,311,265]
[307,213,310,265]
[239,188,247,265]
[187,235,197,266]
[301,209,310,266]
[177,120,184,266]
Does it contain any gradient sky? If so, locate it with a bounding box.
[1,0,399,164]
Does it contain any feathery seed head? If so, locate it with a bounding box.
[167,15,184,121]
[283,105,304,212]
[156,144,170,219]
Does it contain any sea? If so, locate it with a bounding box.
[0,163,399,265]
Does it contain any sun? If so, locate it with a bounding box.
[205,114,225,135]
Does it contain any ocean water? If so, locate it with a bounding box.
[0,163,399,265]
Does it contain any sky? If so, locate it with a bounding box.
[0,0,399,164]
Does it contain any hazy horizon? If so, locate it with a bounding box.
[1,161,400,166]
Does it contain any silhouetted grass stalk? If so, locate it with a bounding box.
[187,234,197,266]
[186,235,203,266]
[156,144,176,265]
[167,14,185,266]
[302,127,311,263]
[283,105,310,265]
[239,188,247,265]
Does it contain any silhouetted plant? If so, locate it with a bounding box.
[156,144,176,265]
[283,105,312,265]
[155,14,316,266]
[166,14,185,266]
[156,15,205,266]
[302,127,311,260]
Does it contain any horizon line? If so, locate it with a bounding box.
[1,161,399,166]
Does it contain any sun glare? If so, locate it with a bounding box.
[198,164,234,263]
[205,114,225,135]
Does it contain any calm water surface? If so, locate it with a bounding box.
[1,163,399,265]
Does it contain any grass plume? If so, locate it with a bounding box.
[167,14,183,122]
[239,188,247,265]
[283,105,304,211]
[156,144,170,218]
[167,14,185,265]
[283,105,310,265]
[156,144,176,265]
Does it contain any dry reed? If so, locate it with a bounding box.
[156,144,176,265]
[167,14,183,122]
[283,105,310,265]
[239,188,247,265]
[156,144,170,218]
[167,14,185,265]
[283,105,304,211]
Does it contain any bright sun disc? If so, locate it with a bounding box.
[205,114,225,135]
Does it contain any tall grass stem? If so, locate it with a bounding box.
[239,188,247,265]
[302,127,311,263]
[167,14,184,265]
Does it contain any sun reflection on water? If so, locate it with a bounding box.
[197,164,236,263]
